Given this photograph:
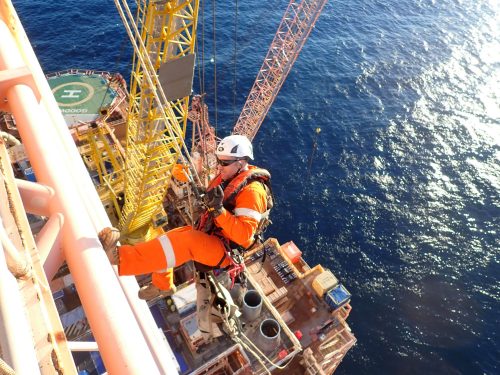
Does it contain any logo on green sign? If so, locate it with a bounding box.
[52,82,95,107]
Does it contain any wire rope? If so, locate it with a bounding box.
[195,33,202,96]
[199,0,208,150]
[212,0,218,131]
[232,0,239,125]
[200,0,205,96]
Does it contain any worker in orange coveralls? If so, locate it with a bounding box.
[98,135,272,300]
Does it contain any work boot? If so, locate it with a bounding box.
[97,227,120,265]
[138,283,177,300]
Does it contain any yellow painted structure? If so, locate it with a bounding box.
[119,0,199,237]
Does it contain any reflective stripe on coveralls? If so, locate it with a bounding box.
[149,184,267,290]
[147,236,175,289]
[233,207,262,221]
[214,181,267,248]
[158,235,176,270]
[118,226,232,276]
[197,166,271,248]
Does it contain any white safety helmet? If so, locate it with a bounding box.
[215,135,254,160]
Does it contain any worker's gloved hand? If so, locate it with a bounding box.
[205,185,224,217]
[98,227,120,265]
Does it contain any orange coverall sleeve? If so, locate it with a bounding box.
[214,181,267,248]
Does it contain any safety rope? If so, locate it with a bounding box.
[232,0,239,124]
[212,0,218,131]
[199,0,205,96]
[234,336,271,374]
[185,182,196,225]
[222,247,246,288]
[197,0,209,165]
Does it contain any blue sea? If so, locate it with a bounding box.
[14,0,499,374]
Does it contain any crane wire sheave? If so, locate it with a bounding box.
[114,0,200,236]
[233,0,328,141]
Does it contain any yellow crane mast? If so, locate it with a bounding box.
[115,0,199,238]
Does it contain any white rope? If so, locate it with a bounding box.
[232,335,271,374]
[238,328,296,370]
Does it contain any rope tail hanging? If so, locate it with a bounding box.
[209,271,297,374]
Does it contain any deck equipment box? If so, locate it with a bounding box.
[281,241,302,264]
[312,270,339,297]
[324,284,351,311]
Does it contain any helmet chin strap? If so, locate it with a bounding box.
[223,161,247,182]
[234,161,243,177]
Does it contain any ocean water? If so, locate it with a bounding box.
[13,0,499,374]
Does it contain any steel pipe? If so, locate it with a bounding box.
[15,178,54,217]
[67,341,99,352]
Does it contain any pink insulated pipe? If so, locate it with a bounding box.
[15,178,54,217]
[35,213,64,282]
[0,20,162,374]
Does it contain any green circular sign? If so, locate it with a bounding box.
[52,82,95,107]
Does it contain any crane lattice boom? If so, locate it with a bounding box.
[233,0,328,140]
[118,0,199,236]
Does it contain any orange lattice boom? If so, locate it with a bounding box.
[233,0,328,140]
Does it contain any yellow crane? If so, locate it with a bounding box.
[118,0,199,239]
[90,0,200,241]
